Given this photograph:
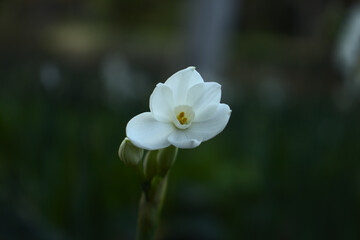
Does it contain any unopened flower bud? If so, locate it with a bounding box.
[157,146,178,176]
[118,137,144,167]
[143,150,158,180]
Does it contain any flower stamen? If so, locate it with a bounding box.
[173,105,195,129]
[177,112,188,125]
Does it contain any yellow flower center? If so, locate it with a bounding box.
[173,105,195,129]
[177,112,188,125]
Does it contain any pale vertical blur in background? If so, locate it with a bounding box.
[1,0,360,239]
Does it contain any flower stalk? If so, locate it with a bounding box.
[136,174,168,240]
[120,139,178,240]
[136,146,177,240]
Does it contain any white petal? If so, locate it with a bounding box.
[126,112,175,150]
[168,129,202,149]
[149,83,174,122]
[186,82,221,121]
[188,104,231,141]
[193,103,219,122]
[164,67,204,105]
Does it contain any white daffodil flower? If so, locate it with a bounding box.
[126,66,231,150]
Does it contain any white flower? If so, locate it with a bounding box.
[126,66,231,150]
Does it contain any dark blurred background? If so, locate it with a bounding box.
[1,0,360,239]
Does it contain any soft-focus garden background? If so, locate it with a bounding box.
[1,0,360,239]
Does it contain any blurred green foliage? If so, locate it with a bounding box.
[1,67,359,239]
[0,0,360,239]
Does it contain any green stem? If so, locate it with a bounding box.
[136,175,168,240]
